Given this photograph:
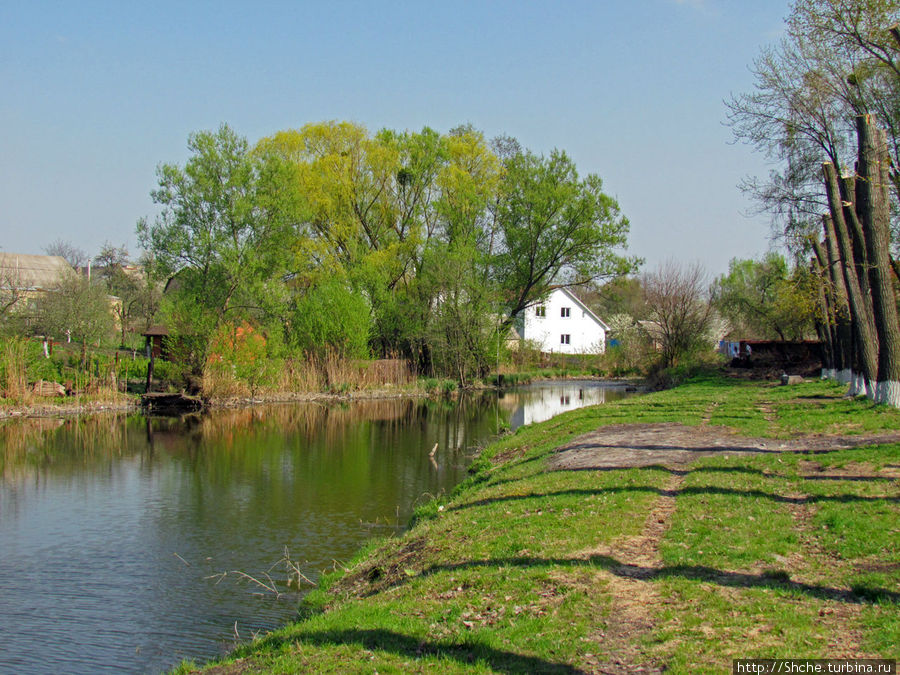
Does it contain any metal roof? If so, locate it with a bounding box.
[0,253,74,290]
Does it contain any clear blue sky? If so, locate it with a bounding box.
[0,0,790,277]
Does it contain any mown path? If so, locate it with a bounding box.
[184,377,900,675]
[545,419,900,673]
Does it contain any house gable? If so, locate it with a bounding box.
[520,287,608,354]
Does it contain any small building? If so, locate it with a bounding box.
[0,253,74,310]
[143,325,171,359]
[517,287,609,354]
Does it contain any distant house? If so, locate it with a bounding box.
[0,252,74,311]
[517,287,609,354]
[0,252,74,291]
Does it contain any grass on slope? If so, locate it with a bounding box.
[177,375,900,674]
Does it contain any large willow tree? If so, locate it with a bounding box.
[140,121,636,381]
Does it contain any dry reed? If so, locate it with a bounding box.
[203,353,415,399]
[1,337,30,404]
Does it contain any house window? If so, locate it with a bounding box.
[561,334,570,345]
[535,305,546,317]
[560,307,570,318]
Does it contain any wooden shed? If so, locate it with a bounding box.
[142,325,170,360]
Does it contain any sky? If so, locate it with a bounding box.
[0,0,791,277]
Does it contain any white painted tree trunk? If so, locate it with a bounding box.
[875,380,900,406]
[847,371,861,395]
[865,375,877,399]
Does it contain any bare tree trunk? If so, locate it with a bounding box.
[810,258,833,376]
[856,116,900,406]
[821,219,854,384]
[809,244,835,378]
[891,256,900,283]
[841,176,877,329]
[823,165,879,397]
[146,351,155,394]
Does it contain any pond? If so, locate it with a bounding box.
[0,381,631,674]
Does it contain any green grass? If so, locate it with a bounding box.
[178,374,900,674]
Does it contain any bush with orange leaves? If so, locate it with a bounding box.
[203,321,279,398]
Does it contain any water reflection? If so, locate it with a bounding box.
[0,381,629,675]
[499,380,626,429]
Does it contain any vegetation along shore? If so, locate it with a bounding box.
[174,373,900,674]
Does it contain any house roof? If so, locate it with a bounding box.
[0,253,74,290]
[555,287,610,331]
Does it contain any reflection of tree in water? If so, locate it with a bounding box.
[185,394,500,453]
[0,393,503,488]
[0,414,137,480]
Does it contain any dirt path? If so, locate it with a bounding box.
[554,422,900,673]
[582,471,684,673]
[548,422,900,472]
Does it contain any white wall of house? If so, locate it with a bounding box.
[520,287,608,354]
[500,384,612,428]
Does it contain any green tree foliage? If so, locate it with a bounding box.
[138,124,295,370]
[287,279,371,359]
[492,149,638,320]
[33,273,113,363]
[593,276,647,320]
[140,122,635,383]
[257,122,507,379]
[711,254,818,341]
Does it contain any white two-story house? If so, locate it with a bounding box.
[517,287,609,354]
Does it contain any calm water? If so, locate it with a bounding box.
[0,381,628,674]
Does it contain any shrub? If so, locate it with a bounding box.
[287,280,371,360]
[204,322,280,398]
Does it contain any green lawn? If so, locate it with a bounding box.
[178,375,900,674]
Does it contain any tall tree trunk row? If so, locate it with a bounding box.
[856,118,900,405]
[809,248,835,378]
[821,216,855,384]
[818,115,900,406]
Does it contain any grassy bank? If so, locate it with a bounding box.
[174,374,900,674]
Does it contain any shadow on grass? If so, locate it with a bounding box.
[552,439,900,456]
[448,485,900,514]
[555,464,897,483]
[406,555,900,606]
[244,627,587,674]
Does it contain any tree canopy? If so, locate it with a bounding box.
[711,254,817,340]
[727,0,900,252]
[138,121,636,381]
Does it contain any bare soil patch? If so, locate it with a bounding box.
[548,423,900,472]
[580,472,684,674]
[330,536,432,599]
